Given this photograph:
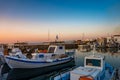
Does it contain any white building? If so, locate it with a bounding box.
[106,35,120,47]
[107,36,112,43]
[8,44,14,49]
[107,35,120,43]
[113,35,120,43]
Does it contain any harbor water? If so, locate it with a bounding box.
[2,48,120,80]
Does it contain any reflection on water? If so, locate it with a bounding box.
[76,48,120,68]
[96,48,119,53]
[5,48,120,80]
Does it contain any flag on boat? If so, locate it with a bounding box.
[56,35,58,40]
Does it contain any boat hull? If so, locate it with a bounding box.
[6,56,74,69]
[7,59,75,80]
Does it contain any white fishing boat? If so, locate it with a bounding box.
[50,54,116,80]
[65,49,75,55]
[50,46,116,80]
[78,44,91,52]
[70,55,116,80]
[5,45,74,69]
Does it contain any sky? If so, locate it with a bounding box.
[0,0,120,43]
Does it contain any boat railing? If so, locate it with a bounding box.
[50,66,76,80]
[109,69,116,80]
[105,62,117,80]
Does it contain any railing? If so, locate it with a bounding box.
[110,69,116,80]
[50,67,75,80]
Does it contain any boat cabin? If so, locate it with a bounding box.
[31,45,67,60]
[47,45,65,54]
[84,55,105,71]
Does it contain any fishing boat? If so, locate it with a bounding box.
[65,49,75,55]
[5,45,74,69]
[50,54,116,80]
[0,45,5,65]
[50,45,116,80]
[70,55,116,80]
[78,44,91,52]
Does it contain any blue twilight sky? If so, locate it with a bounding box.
[0,0,120,42]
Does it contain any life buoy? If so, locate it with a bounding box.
[79,75,94,80]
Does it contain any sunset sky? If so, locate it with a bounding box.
[0,0,120,43]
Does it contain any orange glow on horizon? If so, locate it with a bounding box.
[0,16,117,43]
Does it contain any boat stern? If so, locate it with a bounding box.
[70,67,100,80]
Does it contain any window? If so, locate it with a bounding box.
[39,54,44,58]
[86,59,101,67]
[48,47,55,53]
[59,46,63,49]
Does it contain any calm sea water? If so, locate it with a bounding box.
[4,48,120,80]
[75,49,120,68]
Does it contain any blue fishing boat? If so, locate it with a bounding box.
[50,45,116,80]
[50,54,116,80]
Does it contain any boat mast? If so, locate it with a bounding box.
[55,34,59,42]
[82,33,85,41]
[48,29,50,42]
[93,44,96,56]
